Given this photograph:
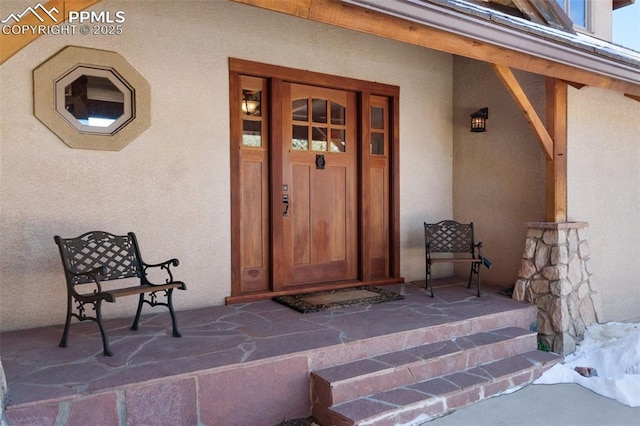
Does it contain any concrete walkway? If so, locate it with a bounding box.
[426,383,639,426]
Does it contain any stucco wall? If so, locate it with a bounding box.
[588,0,613,41]
[452,57,547,288]
[567,86,640,323]
[452,57,640,323]
[0,0,452,331]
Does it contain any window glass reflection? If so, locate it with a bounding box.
[371,133,384,155]
[371,106,384,130]
[556,0,586,27]
[242,89,261,116]
[312,127,328,151]
[330,129,346,152]
[64,75,124,127]
[292,97,347,153]
[242,119,262,147]
[331,102,345,125]
[569,0,585,27]
[292,99,308,121]
[312,98,327,123]
[292,125,309,150]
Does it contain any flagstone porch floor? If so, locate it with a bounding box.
[0,279,539,425]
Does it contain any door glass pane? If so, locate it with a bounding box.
[292,99,308,121]
[312,127,327,151]
[242,120,262,147]
[242,89,261,117]
[331,102,345,125]
[371,132,384,155]
[312,99,327,123]
[330,129,346,152]
[371,106,384,130]
[292,125,308,150]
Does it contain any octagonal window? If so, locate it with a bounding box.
[55,66,134,135]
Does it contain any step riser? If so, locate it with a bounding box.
[329,363,553,426]
[313,333,536,408]
[308,305,537,372]
[310,304,552,426]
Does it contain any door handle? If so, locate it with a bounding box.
[282,194,289,217]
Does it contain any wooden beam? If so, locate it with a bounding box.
[492,64,554,160]
[0,0,102,65]
[625,93,640,102]
[525,0,576,33]
[545,78,568,222]
[564,81,586,90]
[232,0,640,98]
[511,0,546,26]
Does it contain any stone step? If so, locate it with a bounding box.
[312,327,536,409]
[305,303,537,375]
[327,350,562,426]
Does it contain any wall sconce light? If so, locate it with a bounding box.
[242,90,261,115]
[470,107,489,132]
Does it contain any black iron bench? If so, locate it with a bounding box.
[424,220,485,298]
[54,231,187,356]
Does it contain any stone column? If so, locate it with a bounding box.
[1,358,7,426]
[513,222,599,355]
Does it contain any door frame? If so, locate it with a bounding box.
[228,58,402,303]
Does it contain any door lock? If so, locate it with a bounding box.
[282,194,289,217]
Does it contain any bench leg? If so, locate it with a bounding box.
[467,263,481,297]
[130,290,182,338]
[167,289,182,338]
[95,300,114,356]
[59,293,73,348]
[59,294,113,356]
[425,261,435,298]
[131,293,145,331]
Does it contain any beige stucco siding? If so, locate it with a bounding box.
[452,56,547,288]
[453,58,640,323]
[0,0,452,331]
[567,86,640,323]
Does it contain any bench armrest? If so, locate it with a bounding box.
[67,266,116,302]
[68,265,105,285]
[142,258,180,285]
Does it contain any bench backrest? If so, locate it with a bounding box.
[424,220,475,254]
[55,231,142,285]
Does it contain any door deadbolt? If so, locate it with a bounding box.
[282,194,289,217]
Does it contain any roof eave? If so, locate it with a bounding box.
[343,0,640,87]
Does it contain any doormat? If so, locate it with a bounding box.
[273,286,404,313]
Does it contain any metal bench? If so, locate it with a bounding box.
[424,220,485,298]
[54,231,187,356]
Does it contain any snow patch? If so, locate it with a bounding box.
[534,322,640,407]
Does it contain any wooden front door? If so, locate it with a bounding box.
[278,83,358,287]
[229,59,402,302]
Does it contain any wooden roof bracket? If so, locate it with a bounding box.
[492,64,567,222]
[491,64,554,161]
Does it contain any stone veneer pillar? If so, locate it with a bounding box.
[513,222,599,355]
[1,358,7,426]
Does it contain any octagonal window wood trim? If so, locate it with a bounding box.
[34,46,151,151]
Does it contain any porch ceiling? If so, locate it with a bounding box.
[234,0,640,99]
